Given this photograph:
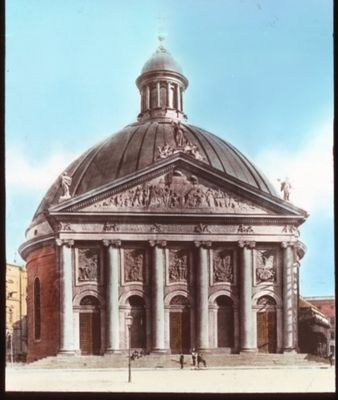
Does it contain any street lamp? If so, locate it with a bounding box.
[125,314,133,383]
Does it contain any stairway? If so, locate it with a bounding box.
[22,353,330,369]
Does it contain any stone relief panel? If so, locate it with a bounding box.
[77,248,100,283]
[212,250,234,284]
[255,249,277,284]
[83,169,268,214]
[124,249,144,283]
[168,249,189,283]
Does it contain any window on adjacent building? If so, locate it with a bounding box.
[9,308,13,323]
[34,278,41,340]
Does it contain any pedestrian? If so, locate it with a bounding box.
[179,353,184,369]
[197,352,207,368]
[191,348,197,367]
[329,353,334,366]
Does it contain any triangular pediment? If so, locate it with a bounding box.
[49,156,307,218]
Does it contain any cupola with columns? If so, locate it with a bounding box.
[136,36,189,122]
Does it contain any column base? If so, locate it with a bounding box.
[57,350,76,356]
[240,348,258,353]
[283,348,297,354]
[197,348,211,353]
[151,349,168,354]
[105,349,122,355]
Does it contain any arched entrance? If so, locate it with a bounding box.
[169,295,190,354]
[257,296,277,353]
[79,296,101,355]
[216,296,234,348]
[128,296,146,349]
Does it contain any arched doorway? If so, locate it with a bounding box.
[216,296,234,348]
[169,295,190,354]
[79,296,101,355]
[257,296,277,353]
[128,296,146,349]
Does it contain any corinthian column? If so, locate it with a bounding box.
[56,239,75,354]
[281,241,297,352]
[103,239,121,353]
[150,240,167,353]
[238,240,256,352]
[194,241,211,351]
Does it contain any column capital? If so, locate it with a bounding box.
[280,241,296,249]
[149,240,167,248]
[238,240,255,249]
[194,240,212,248]
[103,239,121,248]
[56,239,74,248]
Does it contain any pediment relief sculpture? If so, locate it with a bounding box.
[83,170,268,214]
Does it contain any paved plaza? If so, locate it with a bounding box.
[5,365,335,393]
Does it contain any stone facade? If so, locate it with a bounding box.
[19,42,308,361]
[6,262,27,362]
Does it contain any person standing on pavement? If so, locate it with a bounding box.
[179,353,184,369]
[191,348,197,367]
[197,352,207,368]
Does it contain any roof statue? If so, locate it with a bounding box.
[279,177,292,201]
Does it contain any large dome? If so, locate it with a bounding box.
[31,119,278,227]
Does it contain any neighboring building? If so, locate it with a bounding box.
[298,297,331,357]
[19,41,308,363]
[303,296,335,356]
[6,262,28,362]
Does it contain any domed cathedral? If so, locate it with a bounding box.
[19,39,308,362]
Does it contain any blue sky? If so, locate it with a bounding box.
[6,0,333,296]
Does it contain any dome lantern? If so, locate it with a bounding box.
[136,37,189,122]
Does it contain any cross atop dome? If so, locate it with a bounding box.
[157,33,166,51]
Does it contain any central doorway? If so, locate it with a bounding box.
[128,295,146,349]
[169,295,190,354]
[256,296,277,353]
[216,295,234,348]
[79,296,101,355]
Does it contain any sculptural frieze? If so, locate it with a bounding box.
[213,251,233,283]
[87,171,266,214]
[124,249,144,282]
[238,224,254,233]
[282,224,299,236]
[103,222,119,232]
[77,248,99,282]
[255,249,276,283]
[53,222,73,232]
[194,223,210,233]
[150,223,162,233]
[168,250,189,282]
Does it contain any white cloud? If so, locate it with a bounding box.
[5,147,79,194]
[254,121,334,216]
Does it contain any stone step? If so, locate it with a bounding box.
[23,353,330,369]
